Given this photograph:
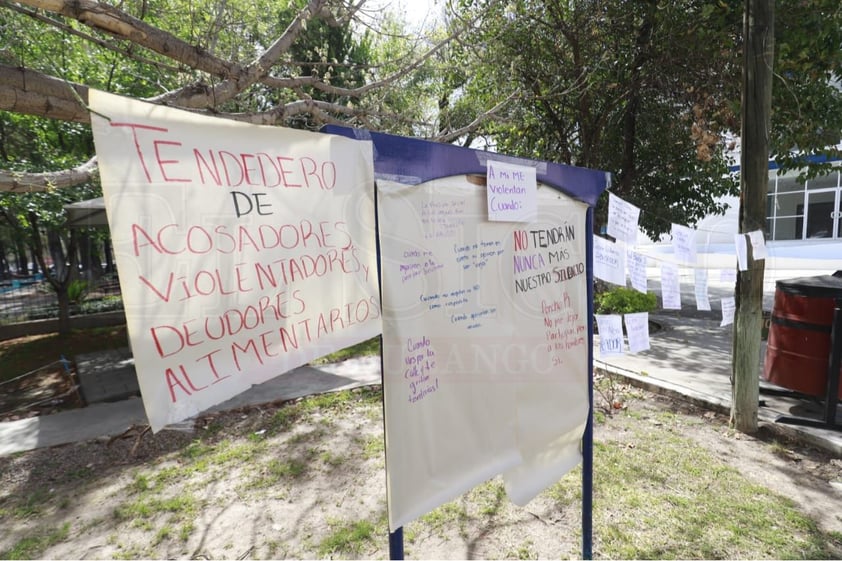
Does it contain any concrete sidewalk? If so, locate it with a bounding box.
[0,356,381,457]
[2,316,841,458]
[596,313,842,456]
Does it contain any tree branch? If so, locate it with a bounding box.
[2,1,184,75]
[17,0,235,77]
[0,156,97,193]
[434,91,519,144]
[150,0,328,108]
[0,64,90,123]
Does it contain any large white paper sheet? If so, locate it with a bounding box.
[660,262,682,310]
[89,90,379,431]
[487,161,537,222]
[747,230,767,260]
[593,235,626,286]
[720,297,736,326]
[735,233,749,271]
[624,312,651,353]
[378,176,589,529]
[626,249,648,294]
[607,193,640,244]
[671,224,697,264]
[694,268,711,311]
[595,315,624,357]
[720,268,738,285]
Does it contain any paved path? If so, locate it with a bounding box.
[0,356,381,456]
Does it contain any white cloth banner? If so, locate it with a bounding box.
[89,90,380,431]
[660,262,682,310]
[626,249,648,294]
[595,314,624,357]
[624,312,651,353]
[378,176,589,529]
[593,235,626,286]
[694,268,711,311]
[607,193,640,244]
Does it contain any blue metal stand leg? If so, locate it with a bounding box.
[389,527,404,560]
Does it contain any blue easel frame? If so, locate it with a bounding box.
[322,125,608,559]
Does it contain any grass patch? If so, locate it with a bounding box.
[470,480,507,517]
[592,423,840,559]
[309,336,380,365]
[417,500,470,538]
[1,522,70,559]
[114,493,198,523]
[0,326,128,382]
[317,518,377,557]
[319,450,345,467]
[12,489,49,518]
[361,434,385,460]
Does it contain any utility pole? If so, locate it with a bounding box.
[732,0,774,433]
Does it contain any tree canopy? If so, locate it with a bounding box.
[1,0,841,234]
[0,0,479,191]
[448,0,842,238]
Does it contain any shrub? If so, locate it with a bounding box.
[595,286,657,315]
[67,279,91,305]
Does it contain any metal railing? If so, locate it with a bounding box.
[0,275,123,326]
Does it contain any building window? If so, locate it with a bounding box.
[766,169,840,241]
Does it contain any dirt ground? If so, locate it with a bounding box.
[1,385,842,559]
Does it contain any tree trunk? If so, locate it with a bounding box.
[56,288,72,336]
[29,248,39,275]
[731,0,774,434]
[104,238,114,274]
[47,229,67,279]
[14,240,26,274]
[0,240,8,278]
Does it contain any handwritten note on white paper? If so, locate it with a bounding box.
[719,268,737,284]
[487,161,537,222]
[624,312,651,353]
[626,249,648,294]
[607,193,641,245]
[660,262,682,310]
[734,233,748,271]
[593,235,626,286]
[671,224,697,264]
[596,314,624,357]
[694,268,711,311]
[720,297,736,326]
[747,230,767,260]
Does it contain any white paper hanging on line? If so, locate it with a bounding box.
[660,262,682,310]
[671,224,697,264]
[593,235,626,286]
[607,193,640,245]
[626,249,648,294]
[595,314,624,357]
[734,233,748,271]
[486,161,537,222]
[719,268,738,284]
[624,312,651,353]
[747,230,767,260]
[694,268,711,311]
[720,297,736,326]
